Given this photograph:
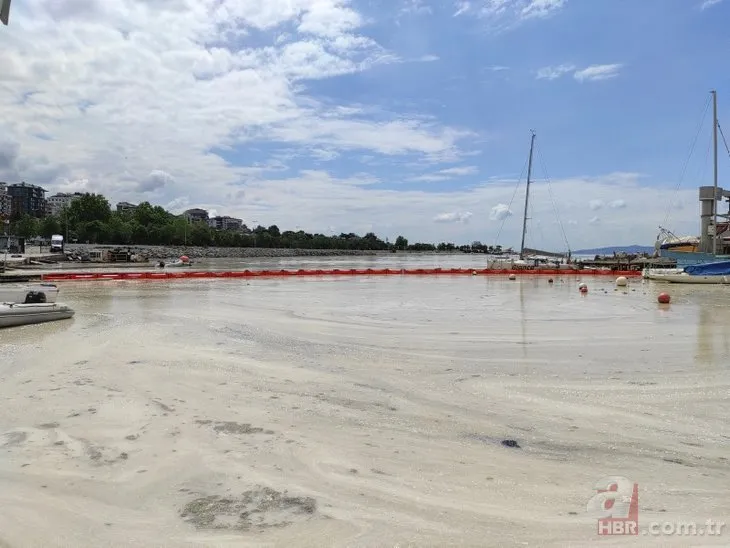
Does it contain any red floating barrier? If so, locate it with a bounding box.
[40,267,643,282]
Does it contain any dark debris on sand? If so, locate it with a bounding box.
[180,486,317,531]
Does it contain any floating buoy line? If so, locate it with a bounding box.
[40,268,644,282]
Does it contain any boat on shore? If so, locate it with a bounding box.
[165,259,192,268]
[158,255,192,268]
[655,90,730,266]
[0,283,59,303]
[0,302,75,328]
[512,130,576,269]
[643,260,730,284]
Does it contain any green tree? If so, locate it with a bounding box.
[41,192,467,252]
[67,193,112,224]
[40,215,62,238]
[15,214,40,238]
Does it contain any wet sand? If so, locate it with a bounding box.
[0,275,728,547]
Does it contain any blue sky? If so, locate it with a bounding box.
[0,0,729,250]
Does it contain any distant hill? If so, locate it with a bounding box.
[573,245,654,255]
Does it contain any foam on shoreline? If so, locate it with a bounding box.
[0,276,728,547]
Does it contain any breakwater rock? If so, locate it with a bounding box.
[64,244,381,260]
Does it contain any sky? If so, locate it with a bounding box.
[1,0,729,251]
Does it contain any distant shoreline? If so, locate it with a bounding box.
[63,244,472,260]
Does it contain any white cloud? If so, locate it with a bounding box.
[410,165,478,182]
[0,1,703,251]
[400,0,433,15]
[536,63,623,82]
[608,199,627,209]
[139,170,175,193]
[700,0,723,9]
[574,63,623,82]
[309,148,340,161]
[456,0,566,27]
[489,203,513,221]
[439,166,479,176]
[454,2,472,16]
[434,211,473,223]
[588,216,601,225]
[520,0,566,19]
[0,0,475,206]
[536,64,575,80]
[141,170,696,249]
[589,199,604,211]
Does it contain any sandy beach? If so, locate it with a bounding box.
[1,273,729,547]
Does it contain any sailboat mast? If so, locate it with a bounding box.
[520,130,536,260]
[712,90,718,256]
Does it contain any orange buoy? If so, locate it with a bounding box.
[180,255,190,262]
[658,292,670,304]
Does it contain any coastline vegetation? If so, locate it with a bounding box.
[8,193,506,253]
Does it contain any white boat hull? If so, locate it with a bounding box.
[162,260,192,268]
[0,283,59,303]
[642,268,684,278]
[0,302,75,328]
[643,271,730,284]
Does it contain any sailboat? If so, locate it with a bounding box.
[654,90,730,266]
[510,131,576,271]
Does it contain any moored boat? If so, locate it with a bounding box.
[159,255,192,268]
[0,302,75,328]
[643,260,730,284]
[165,259,192,268]
[643,271,730,284]
[0,283,59,303]
[654,90,730,266]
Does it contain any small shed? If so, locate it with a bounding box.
[0,235,26,254]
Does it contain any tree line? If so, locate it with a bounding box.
[5,193,506,253]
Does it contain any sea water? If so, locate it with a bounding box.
[0,263,728,547]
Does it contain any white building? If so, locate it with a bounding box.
[47,192,83,216]
[0,183,10,219]
[116,201,138,213]
[208,215,243,231]
[184,208,209,223]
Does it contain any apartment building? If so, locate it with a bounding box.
[46,192,84,216]
[7,182,47,218]
[183,208,209,223]
[208,215,243,231]
[116,201,138,214]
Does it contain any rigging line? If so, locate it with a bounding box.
[494,154,529,247]
[690,131,713,219]
[528,192,545,250]
[662,94,712,227]
[673,131,712,229]
[535,141,571,254]
[667,122,718,230]
[718,121,730,158]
